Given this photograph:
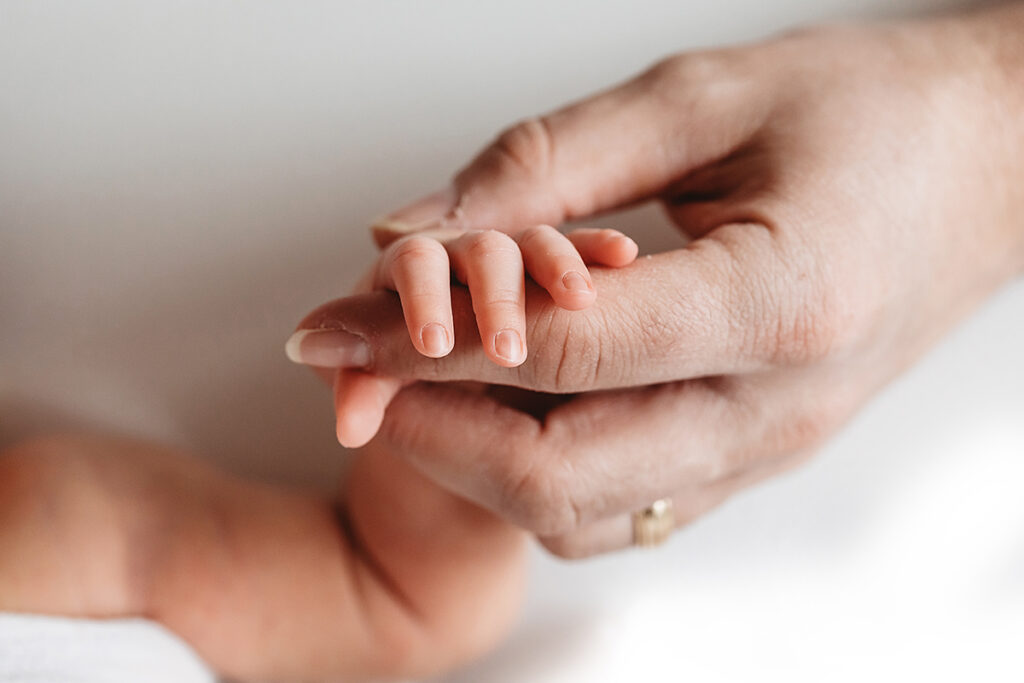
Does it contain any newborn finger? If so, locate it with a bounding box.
[448,230,527,367]
[375,236,454,358]
[333,368,404,449]
[566,228,639,267]
[517,224,595,311]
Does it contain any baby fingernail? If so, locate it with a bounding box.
[494,328,525,364]
[284,329,371,367]
[372,186,457,235]
[420,322,451,357]
[562,271,592,292]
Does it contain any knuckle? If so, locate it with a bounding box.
[776,404,841,454]
[732,381,848,460]
[763,251,858,366]
[770,303,846,365]
[642,53,691,85]
[528,305,605,393]
[640,51,749,112]
[642,52,720,90]
[715,224,857,368]
[390,236,445,267]
[483,292,522,309]
[490,117,556,179]
[538,534,594,561]
[465,229,520,260]
[517,223,556,250]
[498,454,579,536]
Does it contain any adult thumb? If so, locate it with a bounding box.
[371,55,759,247]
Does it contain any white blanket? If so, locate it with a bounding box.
[0,614,212,683]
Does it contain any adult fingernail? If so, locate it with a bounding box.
[494,328,525,365]
[420,322,451,357]
[371,186,457,235]
[284,329,371,367]
[561,271,592,292]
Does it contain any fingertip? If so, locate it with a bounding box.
[552,270,597,311]
[334,390,382,449]
[599,230,640,267]
[336,409,381,449]
[561,270,595,295]
[491,328,528,367]
[566,228,638,267]
[417,322,454,358]
[332,370,390,449]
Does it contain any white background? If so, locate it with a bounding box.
[1,1,1021,681]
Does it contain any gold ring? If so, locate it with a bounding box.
[632,498,674,548]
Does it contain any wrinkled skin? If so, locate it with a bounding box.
[295,5,1024,557]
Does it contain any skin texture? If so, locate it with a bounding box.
[0,434,526,681]
[290,4,1024,558]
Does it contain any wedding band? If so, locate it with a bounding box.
[631,498,675,548]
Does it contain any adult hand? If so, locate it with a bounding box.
[291,5,1024,557]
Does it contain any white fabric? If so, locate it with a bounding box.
[0,614,213,682]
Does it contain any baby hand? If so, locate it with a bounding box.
[372,224,638,366]
[331,225,638,448]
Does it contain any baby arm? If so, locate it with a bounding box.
[0,434,526,681]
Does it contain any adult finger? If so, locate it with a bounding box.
[536,479,745,560]
[373,374,837,538]
[371,52,766,247]
[287,226,812,393]
[536,450,812,559]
